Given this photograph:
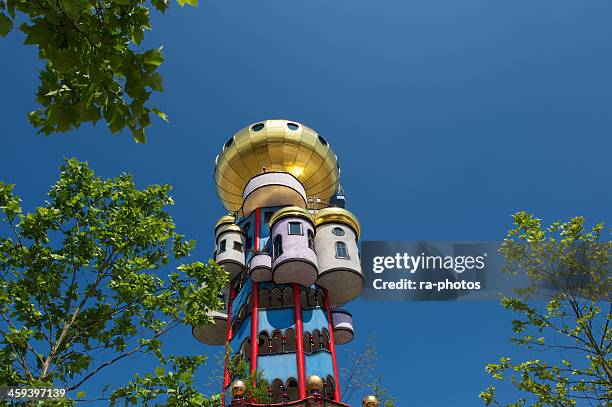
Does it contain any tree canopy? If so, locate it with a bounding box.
[0,159,227,405]
[0,0,197,143]
[480,212,611,406]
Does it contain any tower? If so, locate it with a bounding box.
[193,120,370,406]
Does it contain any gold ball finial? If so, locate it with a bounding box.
[362,395,379,407]
[230,380,246,398]
[306,375,324,393]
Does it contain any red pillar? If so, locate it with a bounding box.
[222,283,236,406]
[293,284,307,399]
[324,289,341,402]
[250,208,261,375]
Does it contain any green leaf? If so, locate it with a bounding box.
[77,391,86,399]
[176,0,198,6]
[143,48,164,67]
[59,0,81,21]
[151,108,169,123]
[51,49,79,74]
[147,72,164,92]
[0,13,11,36]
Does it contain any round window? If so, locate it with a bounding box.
[251,123,264,131]
[287,122,299,130]
[332,227,345,236]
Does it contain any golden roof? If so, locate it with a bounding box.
[214,214,235,230]
[215,223,244,237]
[268,206,314,227]
[306,375,324,392]
[214,120,340,212]
[362,395,379,407]
[230,380,246,397]
[314,207,361,239]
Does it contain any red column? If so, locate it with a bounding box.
[222,283,236,406]
[293,284,307,399]
[324,289,341,402]
[250,209,261,375]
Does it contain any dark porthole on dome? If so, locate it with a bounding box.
[251,123,264,131]
[318,135,328,146]
[224,137,234,149]
[287,123,299,131]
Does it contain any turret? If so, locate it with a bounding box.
[314,207,364,305]
[215,220,246,280]
[269,207,318,287]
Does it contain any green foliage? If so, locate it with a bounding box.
[0,0,197,142]
[341,333,396,406]
[371,374,396,407]
[226,347,271,403]
[481,212,612,406]
[110,355,222,406]
[0,159,227,403]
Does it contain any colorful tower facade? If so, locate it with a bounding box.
[193,120,366,406]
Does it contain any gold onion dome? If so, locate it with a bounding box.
[306,375,324,393]
[214,214,235,231]
[215,223,244,236]
[362,395,379,407]
[230,380,246,397]
[314,207,361,239]
[269,206,314,227]
[214,119,340,212]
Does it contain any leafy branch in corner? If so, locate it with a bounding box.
[0,0,197,142]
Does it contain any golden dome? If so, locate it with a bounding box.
[215,223,244,237]
[214,120,340,212]
[362,395,379,407]
[314,207,361,239]
[306,375,324,393]
[268,206,314,227]
[230,380,246,397]
[215,214,235,230]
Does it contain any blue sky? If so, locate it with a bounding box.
[1,0,611,405]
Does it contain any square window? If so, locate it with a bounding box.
[288,222,303,235]
[233,241,243,252]
[219,239,226,253]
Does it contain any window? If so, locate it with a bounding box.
[288,222,302,235]
[335,241,348,259]
[273,235,283,259]
[287,122,299,130]
[251,123,264,131]
[332,227,345,236]
[219,239,227,253]
[233,241,243,252]
[308,230,315,250]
